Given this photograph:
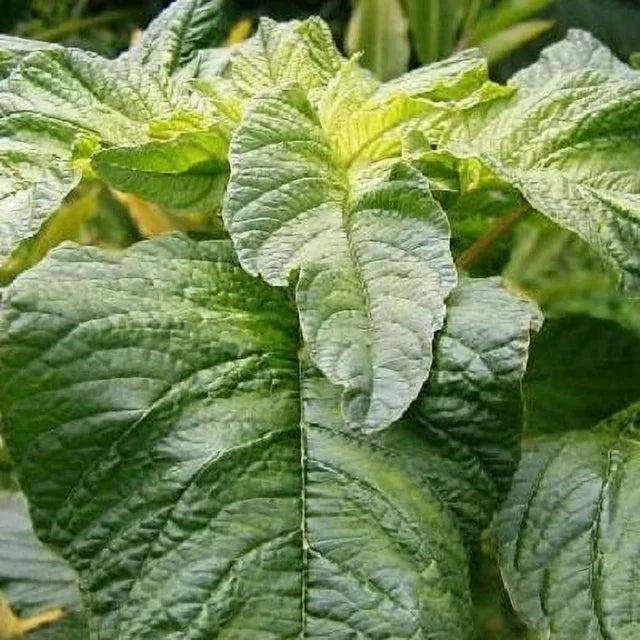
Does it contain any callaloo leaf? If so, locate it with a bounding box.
[221,17,342,100]
[498,402,640,640]
[0,234,478,640]
[434,30,640,289]
[405,277,541,540]
[92,130,229,213]
[125,0,231,74]
[224,84,456,431]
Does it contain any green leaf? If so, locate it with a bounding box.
[0,234,492,640]
[497,402,640,639]
[470,0,555,42]
[125,0,231,74]
[0,492,83,620]
[0,45,201,274]
[0,35,59,78]
[92,130,229,213]
[407,277,541,540]
[224,85,456,431]
[435,30,640,289]
[523,316,640,434]
[477,19,554,64]
[222,17,342,100]
[405,0,468,63]
[632,52,640,69]
[345,0,410,81]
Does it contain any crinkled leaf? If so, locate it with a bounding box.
[224,85,456,431]
[406,277,541,540]
[0,45,202,273]
[125,0,230,74]
[0,234,493,640]
[523,316,640,434]
[498,402,640,640]
[0,36,59,78]
[221,17,342,100]
[92,130,229,212]
[344,0,410,81]
[435,30,640,289]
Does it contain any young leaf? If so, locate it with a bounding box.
[224,85,456,431]
[0,234,483,640]
[92,130,229,213]
[221,17,342,100]
[434,30,640,289]
[345,0,410,81]
[498,402,640,639]
[125,0,231,74]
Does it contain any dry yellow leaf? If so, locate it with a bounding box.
[0,593,63,638]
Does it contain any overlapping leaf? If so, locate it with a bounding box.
[0,234,539,639]
[498,402,640,639]
[433,30,640,289]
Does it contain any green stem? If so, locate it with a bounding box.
[29,9,140,42]
[455,204,529,270]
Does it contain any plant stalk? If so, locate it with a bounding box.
[455,203,529,270]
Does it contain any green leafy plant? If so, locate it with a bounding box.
[0,0,638,638]
[345,0,557,80]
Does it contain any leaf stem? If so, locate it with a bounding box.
[455,203,529,270]
[29,9,140,42]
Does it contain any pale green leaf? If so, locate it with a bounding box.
[435,30,640,289]
[0,36,59,78]
[92,130,229,213]
[0,234,498,640]
[222,17,342,101]
[125,0,230,74]
[498,402,640,640]
[224,85,456,431]
[345,0,410,81]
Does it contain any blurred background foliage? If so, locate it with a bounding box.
[1,1,639,639]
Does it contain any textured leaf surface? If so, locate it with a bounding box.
[407,278,541,540]
[93,130,229,212]
[498,402,640,640]
[435,30,640,289]
[0,234,489,640]
[224,85,456,430]
[125,0,230,73]
[0,46,197,272]
[221,17,342,100]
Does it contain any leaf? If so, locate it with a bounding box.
[0,45,200,275]
[470,0,555,42]
[632,52,640,69]
[0,36,59,78]
[125,0,231,74]
[224,85,456,431]
[0,234,491,640]
[222,17,342,100]
[405,0,468,63]
[406,277,541,540]
[345,0,410,81]
[523,315,640,435]
[497,402,640,640]
[435,30,640,289]
[477,19,554,64]
[92,130,229,213]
